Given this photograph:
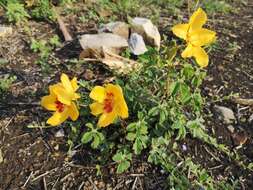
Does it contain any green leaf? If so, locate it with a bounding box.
[113,150,132,174]
[127,123,136,132]
[91,134,100,149]
[112,152,123,162]
[192,92,203,111]
[179,83,191,104]
[126,152,132,160]
[117,160,130,173]
[140,125,148,134]
[170,81,180,96]
[192,72,206,87]
[176,125,186,140]
[81,132,93,144]
[98,132,105,141]
[133,139,142,154]
[126,132,136,141]
[148,106,160,116]
[137,112,144,119]
[182,64,195,80]
[85,123,94,129]
[248,163,253,170]
[159,109,167,124]
[166,46,178,63]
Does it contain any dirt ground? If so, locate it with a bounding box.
[0,1,253,190]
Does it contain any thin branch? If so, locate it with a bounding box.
[43,177,48,190]
[57,15,73,41]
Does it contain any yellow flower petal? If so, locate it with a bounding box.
[89,86,106,103]
[61,73,74,92]
[181,44,194,58]
[105,84,121,99]
[98,111,117,127]
[105,84,128,119]
[49,83,61,95]
[115,85,128,118]
[172,24,189,40]
[53,85,73,106]
[47,109,69,126]
[189,8,207,31]
[69,102,79,121]
[193,46,209,67]
[74,93,81,99]
[71,77,79,92]
[90,102,104,116]
[117,99,129,118]
[189,28,216,46]
[41,94,57,111]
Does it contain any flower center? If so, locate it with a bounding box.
[55,100,65,112]
[103,92,114,113]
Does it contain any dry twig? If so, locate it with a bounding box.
[22,171,33,188]
[131,177,138,190]
[233,98,253,106]
[88,177,99,190]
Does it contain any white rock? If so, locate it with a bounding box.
[98,22,129,39]
[131,17,161,49]
[55,129,65,138]
[128,33,147,55]
[214,106,236,124]
[0,26,12,37]
[79,33,128,54]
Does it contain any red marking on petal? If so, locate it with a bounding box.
[103,92,114,113]
[55,100,65,112]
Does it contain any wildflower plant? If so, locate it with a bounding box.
[38,7,239,189]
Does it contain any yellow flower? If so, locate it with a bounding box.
[41,73,80,126]
[172,8,216,67]
[89,84,129,127]
[51,73,80,106]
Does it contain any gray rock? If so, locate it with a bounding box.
[227,125,235,133]
[79,33,128,54]
[98,22,129,39]
[0,26,12,37]
[131,17,161,49]
[249,114,253,123]
[128,33,147,55]
[55,129,65,138]
[214,105,236,124]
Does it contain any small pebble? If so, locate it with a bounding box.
[182,144,187,151]
[227,125,235,133]
[55,129,65,138]
[249,114,253,123]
